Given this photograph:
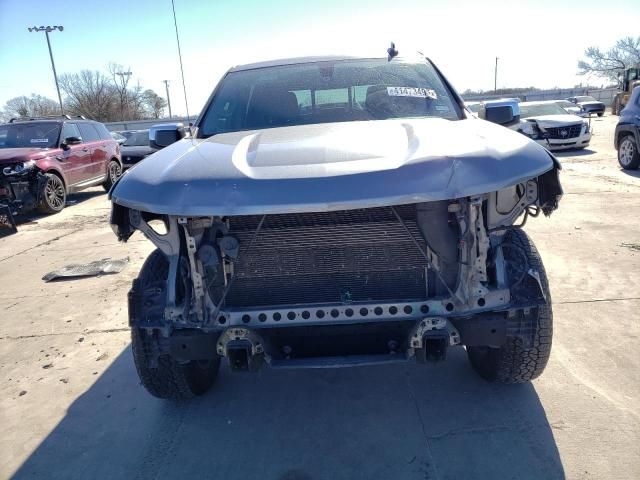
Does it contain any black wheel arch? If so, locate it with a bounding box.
[109,157,123,170]
[44,169,67,194]
[615,125,640,150]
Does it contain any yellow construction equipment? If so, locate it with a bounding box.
[613,65,640,114]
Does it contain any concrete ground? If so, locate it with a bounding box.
[1,114,639,480]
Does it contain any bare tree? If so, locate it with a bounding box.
[59,70,119,121]
[108,62,133,120]
[126,83,147,120]
[142,89,168,118]
[6,63,167,122]
[1,94,60,120]
[578,36,640,84]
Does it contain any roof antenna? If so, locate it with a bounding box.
[171,0,191,123]
[387,42,399,61]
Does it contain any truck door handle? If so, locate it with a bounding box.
[82,147,89,152]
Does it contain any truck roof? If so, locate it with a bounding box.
[230,55,394,72]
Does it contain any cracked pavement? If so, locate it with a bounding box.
[1,114,639,479]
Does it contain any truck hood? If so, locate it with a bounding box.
[520,114,585,127]
[0,148,51,165]
[111,117,558,216]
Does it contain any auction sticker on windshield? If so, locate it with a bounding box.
[30,139,49,144]
[387,87,438,99]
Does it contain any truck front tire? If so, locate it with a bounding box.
[466,229,553,383]
[131,250,220,399]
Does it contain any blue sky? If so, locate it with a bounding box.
[1,0,639,116]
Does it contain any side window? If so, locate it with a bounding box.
[94,123,112,140]
[77,123,101,142]
[292,90,312,114]
[61,123,81,142]
[353,86,370,109]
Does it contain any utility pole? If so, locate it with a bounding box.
[163,80,173,118]
[28,25,64,115]
[115,71,132,120]
[494,57,499,93]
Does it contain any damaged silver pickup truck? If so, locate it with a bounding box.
[109,54,562,399]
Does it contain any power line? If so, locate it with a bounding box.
[171,0,190,121]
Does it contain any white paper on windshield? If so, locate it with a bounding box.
[387,87,438,100]
[30,138,49,144]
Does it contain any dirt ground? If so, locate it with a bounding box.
[1,114,639,480]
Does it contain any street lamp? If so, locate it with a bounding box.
[28,25,64,115]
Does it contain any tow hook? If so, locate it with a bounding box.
[422,331,450,362]
[410,317,460,364]
[217,328,264,372]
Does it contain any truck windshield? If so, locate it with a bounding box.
[0,123,61,149]
[199,58,462,137]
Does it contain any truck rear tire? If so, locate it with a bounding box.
[102,159,122,192]
[466,229,552,383]
[131,250,220,399]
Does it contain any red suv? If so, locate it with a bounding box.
[0,115,122,217]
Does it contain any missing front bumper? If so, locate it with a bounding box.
[0,205,17,237]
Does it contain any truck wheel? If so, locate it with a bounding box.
[102,160,122,192]
[618,135,640,170]
[467,229,552,383]
[38,173,66,214]
[131,250,220,399]
[597,112,603,117]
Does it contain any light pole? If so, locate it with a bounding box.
[494,57,499,93]
[163,80,173,118]
[115,71,132,120]
[28,25,64,115]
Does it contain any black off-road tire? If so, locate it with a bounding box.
[131,250,220,399]
[467,229,552,384]
[618,135,640,170]
[38,172,66,214]
[597,112,603,117]
[102,159,122,192]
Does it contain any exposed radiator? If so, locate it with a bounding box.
[226,205,430,307]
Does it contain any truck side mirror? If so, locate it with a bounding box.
[483,100,520,126]
[149,123,187,149]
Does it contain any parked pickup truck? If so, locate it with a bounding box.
[109,53,562,399]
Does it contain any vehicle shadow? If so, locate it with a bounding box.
[554,148,596,158]
[12,346,564,480]
[12,189,105,226]
[620,168,640,178]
